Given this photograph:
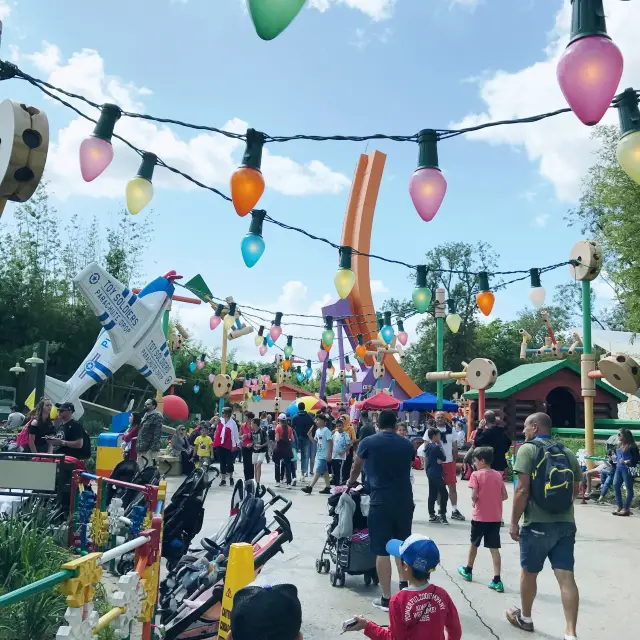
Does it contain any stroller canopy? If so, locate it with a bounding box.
[400,392,458,412]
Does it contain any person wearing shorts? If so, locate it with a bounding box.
[457,447,508,592]
[301,415,333,495]
[348,410,415,612]
[251,417,268,485]
[507,412,582,640]
[434,411,465,521]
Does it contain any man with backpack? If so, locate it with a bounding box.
[507,412,582,640]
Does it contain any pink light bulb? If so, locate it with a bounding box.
[345,363,352,372]
[557,35,623,126]
[259,344,268,356]
[409,168,447,222]
[270,325,282,342]
[263,375,270,383]
[79,136,114,182]
[210,315,221,330]
[397,331,408,346]
[318,350,328,362]
[197,361,205,370]
[208,374,215,383]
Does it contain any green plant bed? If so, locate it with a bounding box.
[558,437,607,458]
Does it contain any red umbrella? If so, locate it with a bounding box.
[361,392,400,411]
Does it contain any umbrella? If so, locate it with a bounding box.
[400,392,458,412]
[361,392,400,411]
[285,396,327,416]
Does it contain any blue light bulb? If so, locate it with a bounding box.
[381,324,395,345]
[267,336,275,347]
[189,361,197,373]
[193,384,200,394]
[240,233,265,268]
[305,366,313,379]
[296,373,304,383]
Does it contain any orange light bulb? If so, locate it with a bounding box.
[476,290,495,316]
[322,341,331,352]
[282,360,291,371]
[230,167,265,217]
[355,345,366,359]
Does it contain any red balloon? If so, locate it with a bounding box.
[162,394,189,421]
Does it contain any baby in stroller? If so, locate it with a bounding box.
[316,485,378,588]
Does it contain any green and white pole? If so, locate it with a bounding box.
[435,288,446,411]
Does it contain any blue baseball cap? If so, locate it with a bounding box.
[386,534,440,574]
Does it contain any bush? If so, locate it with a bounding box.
[0,504,72,639]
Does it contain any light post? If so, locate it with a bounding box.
[26,341,47,402]
[9,360,25,409]
[434,288,446,411]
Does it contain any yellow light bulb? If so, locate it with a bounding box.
[334,268,356,299]
[223,314,235,331]
[617,130,640,186]
[254,335,262,347]
[126,177,154,215]
[446,313,462,334]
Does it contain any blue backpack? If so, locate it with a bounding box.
[530,440,575,514]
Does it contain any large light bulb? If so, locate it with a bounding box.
[412,288,432,313]
[617,130,640,186]
[334,268,356,299]
[476,291,495,317]
[241,233,265,268]
[446,313,462,334]
[231,129,266,216]
[79,103,121,182]
[322,329,335,348]
[247,0,306,40]
[210,316,221,330]
[126,177,153,215]
[409,168,447,222]
[528,286,547,309]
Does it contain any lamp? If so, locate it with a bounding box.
[412,265,432,313]
[241,209,267,267]
[409,129,447,222]
[25,352,44,365]
[476,272,495,316]
[126,152,157,215]
[528,268,546,309]
[334,246,356,299]
[230,128,266,216]
[615,88,640,185]
[445,299,462,334]
[79,103,121,182]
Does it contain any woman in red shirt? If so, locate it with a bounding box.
[122,412,142,462]
[240,411,255,481]
[273,414,295,488]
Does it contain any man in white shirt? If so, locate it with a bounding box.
[434,411,465,521]
[218,406,240,486]
[6,405,25,429]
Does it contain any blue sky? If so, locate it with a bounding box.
[1,0,637,365]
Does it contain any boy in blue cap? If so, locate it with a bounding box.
[345,534,461,639]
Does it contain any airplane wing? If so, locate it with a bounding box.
[74,262,155,354]
[127,325,176,393]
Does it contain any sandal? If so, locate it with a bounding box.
[612,510,622,516]
[506,607,534,632]
[619,509,631,517]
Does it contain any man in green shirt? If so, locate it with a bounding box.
[506,412,582,640]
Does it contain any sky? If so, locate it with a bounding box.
[0,0,637,372]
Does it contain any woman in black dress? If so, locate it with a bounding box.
[27,397,55,453]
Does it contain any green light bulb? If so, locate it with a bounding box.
[412,287,432,313]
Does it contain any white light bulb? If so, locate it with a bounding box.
[528,286,546,309]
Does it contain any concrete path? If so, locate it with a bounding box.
[166,462,639,639]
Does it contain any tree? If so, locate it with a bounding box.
[567,125,640,330]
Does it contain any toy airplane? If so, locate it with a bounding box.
[45,263,180,418]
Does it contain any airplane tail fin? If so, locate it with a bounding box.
[45,376,85,419]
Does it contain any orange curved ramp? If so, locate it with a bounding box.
[340,151,421,399]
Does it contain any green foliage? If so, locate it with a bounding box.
[0,504,72,640]
[567,125,640,330]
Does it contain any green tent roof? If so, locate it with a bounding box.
[463,360,627,401]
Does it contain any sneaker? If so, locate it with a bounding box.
[301,486,312,494]
[275,482,281,488]
[372,596,390,612]
[451,510,466,521]
[428,514,439,523]
[399,581,408,591]
[292,479,297,487]
[457,566,472,582]
[440,515,449,525]
[319,487,331,494]
[219,479,227,487]
[488,580,504,593]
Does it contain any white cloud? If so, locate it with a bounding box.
[370,279,389,295]
[16,43,349,201]
[309,0,396,21]
[532,213,550,228]
[591,275,616,302]
[450,0,640,202]
[449,0,482,10]
[0,1,11,20]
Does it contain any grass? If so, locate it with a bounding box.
[558,437,608,458]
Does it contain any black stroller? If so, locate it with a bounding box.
[316,487,378,588]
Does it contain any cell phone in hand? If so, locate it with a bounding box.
[341,618,358,633]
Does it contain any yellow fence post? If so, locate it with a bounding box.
[218,543,255,639]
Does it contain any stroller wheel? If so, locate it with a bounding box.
[323,559,331,574]
[315,559,323,574]
[372,572,379,586]
[330,570,339,587]
[337,568,346,587]
[364,573,372,587]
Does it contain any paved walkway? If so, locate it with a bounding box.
[167,462,639,639]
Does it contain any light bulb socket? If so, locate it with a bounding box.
[377,316,384,330]
[478,271,491,292]
[248,209,266,236]
[262,337,268,346]
[416,129,440,170]
[257,325,264,337]
[415,265,428,289]
[228,302,237,317]
[530,268,542,289]
[92,103,121,141]
[233,363,238,371]
[214,303,224,317]
[274,311,283,327]
[397,319,405,332]
[306,359,312,367]
[135,152,157,181]
[296,366,301,373]
[345,355,350,365]
[615,88,640,138]
[286,335,293,347]
[325,315,333,330]
[383,311,392,327]
[327,359,333,368]
[569,0,609,44]
[241,128,265,171]
[447,299,457,314]
[357,334,364,345]
[338,245,353,269]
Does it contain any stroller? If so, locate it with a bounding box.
[162,464,220,571]
[316,486,378,588]
[159,480,293,640]
[106,458,164,514]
